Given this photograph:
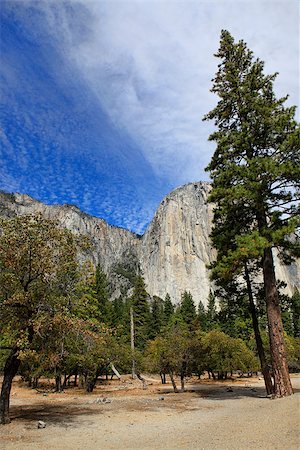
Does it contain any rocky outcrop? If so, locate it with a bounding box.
[0,183,299,305]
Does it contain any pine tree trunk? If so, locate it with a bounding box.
[263,247,293,397]
[244,263,273,395]
[0,348,20,425]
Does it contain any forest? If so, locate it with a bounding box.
[0,213,299,424]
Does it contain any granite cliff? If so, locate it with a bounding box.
[140,182,215,304]
[0,182,299,305]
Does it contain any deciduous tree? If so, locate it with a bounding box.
[0,214,79,423]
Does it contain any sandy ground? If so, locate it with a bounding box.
[1,374,299,450]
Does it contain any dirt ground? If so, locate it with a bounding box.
[1,374,299,450]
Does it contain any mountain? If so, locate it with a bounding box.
[0,182,299,305]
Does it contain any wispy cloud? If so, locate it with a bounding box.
[36,0,299,183]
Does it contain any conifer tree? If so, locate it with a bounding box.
[205,291,218,331]
[204,30,299,397]
[111,296,126,328]
[163,293,174,326]
[131,275,151,349]
[197,300,207,330]
[95,264,111,323]
[150,296,164,338]
[180,291,197,329]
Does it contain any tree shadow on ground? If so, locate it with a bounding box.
[9,403,103,427]
[158,383,300,400]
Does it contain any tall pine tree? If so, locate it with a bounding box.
[163,293,174,326]
[95,264,111,323]
[180,291,197,330]
[131,275,151,349]
[204,30,299,397]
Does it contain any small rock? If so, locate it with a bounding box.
[93,397,112,404]
[38,420,46,429]
[158,396,165,401]
[43,393,48,397]
[226,387,233,392]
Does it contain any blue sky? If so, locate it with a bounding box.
[1,1,299,234]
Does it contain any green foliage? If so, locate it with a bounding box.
[111,296,126,329]
[113,250,140,286]
[179,291,197,329]
[163,293,174,326]
[291,289,300,338]
[131,275,151,349]
[202,331,259,375]
[95,264,112,323]
[144,323,194,390]
[205,291,218,331]
[0,214,79,346]
[0,215,121,399]
[285,334,300,372]
[145,327,259,386]
[74,263,101,322]
[197,300,206,330]
[204,31,299,395]
[217,284,253,341]
[204,30,299,281]
[149,296,164,339]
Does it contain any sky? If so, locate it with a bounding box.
[0,1,299,234]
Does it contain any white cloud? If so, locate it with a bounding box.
[4,0,300,188]
[55,0,298,185]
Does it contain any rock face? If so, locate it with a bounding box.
[0,182,299,305]
[0,192,139,271]
[140,182,215,304]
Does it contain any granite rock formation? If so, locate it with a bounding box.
[0,182,299,305]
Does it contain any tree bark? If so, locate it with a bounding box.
[62,374,72,389]
[55,375,62,392]
[136,372,147,389]
[180,374,185,392]
[0,348,20,424]
[262,247,293,397]
[160,372,166,384]
[110,363,122,380]
[130,307,136,379]
[244,263,273,395]
[180,360,187,392]
[169,372,178,393]
[86,378,96,393]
